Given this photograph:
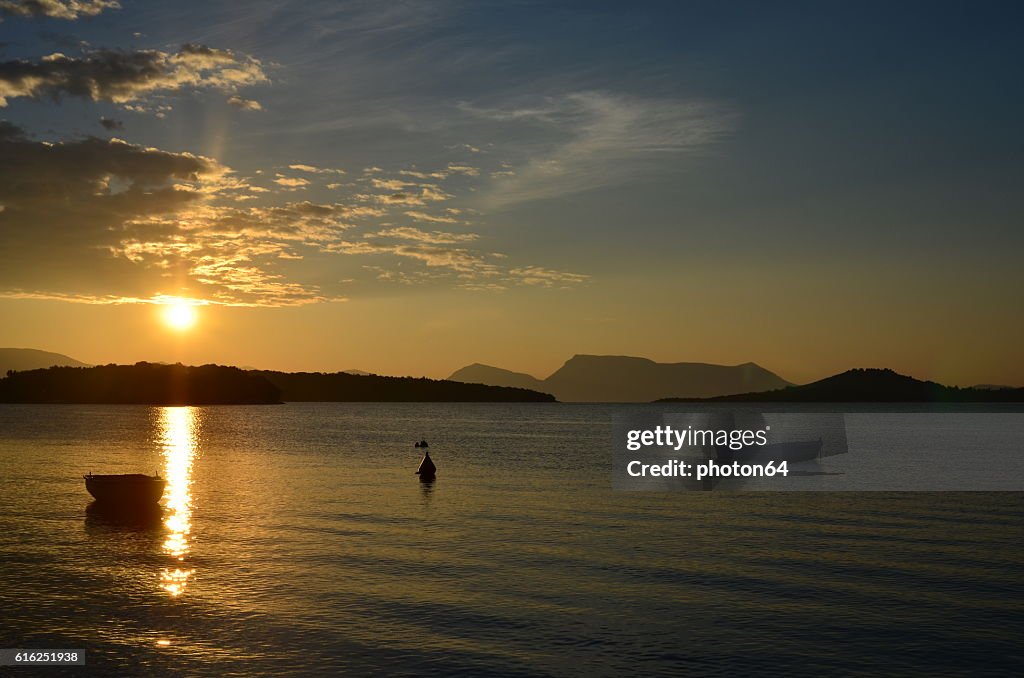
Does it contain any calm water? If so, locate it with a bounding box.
[0,403,1021,676]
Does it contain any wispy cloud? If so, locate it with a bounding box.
[508,266,589,287]
[358,185,452,206]
[370,226,478,244]
[288,163,345,175]
[464,91,733,207]
[405,210,457,224]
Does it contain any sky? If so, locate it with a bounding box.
[0,0,1022,385]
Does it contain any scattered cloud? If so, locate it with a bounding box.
[115,201,372,305]
[273,174,310,188]
[397,163,479,180]
[0,43,267,107]
[98,115,122,130]
[360,185,451,206]
[399,169,447,180]
[371,177,415,191]
[0,122,585,306]
[328,239,501,278]
[227,94,262,111]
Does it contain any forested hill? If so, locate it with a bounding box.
[0,363,557,404]
[659,368,1024,403]
[255,370,556,402]
[0,363,281,404]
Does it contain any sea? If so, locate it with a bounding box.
[0,403,1021,676]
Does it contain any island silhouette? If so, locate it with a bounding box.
[0,362,555,404]
[0,363,282,404]
[252,370,554,402]
[0,351,1020,404]
[659,368,1024,403]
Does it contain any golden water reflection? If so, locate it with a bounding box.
[159,406,198,597]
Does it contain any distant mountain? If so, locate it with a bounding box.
[1,348,88,375]
[661,368,1024,402]
[448,355,790,402]
[447,363,546,392]
[342,369,374,376]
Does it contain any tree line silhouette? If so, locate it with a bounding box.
[0,363,281,404]
[0,363,557,404]
[254,370,556,402]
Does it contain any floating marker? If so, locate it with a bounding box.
[416,450,437,480]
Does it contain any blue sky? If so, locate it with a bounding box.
[0,1,1021,383]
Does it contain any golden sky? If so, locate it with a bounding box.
[1,1,1021,386]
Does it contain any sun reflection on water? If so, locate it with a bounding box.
[159,406,199,597]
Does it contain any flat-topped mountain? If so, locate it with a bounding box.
[662,368,1024,402]
[449,355,790,402]
[1,348,88,375]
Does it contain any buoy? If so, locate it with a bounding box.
[416,450,436,480]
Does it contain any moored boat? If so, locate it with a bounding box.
[84,473,166,507]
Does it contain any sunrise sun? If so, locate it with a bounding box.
[161,300,199,331]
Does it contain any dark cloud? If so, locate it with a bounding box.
[0,122,361,306]
[0,44,266,107]
[0,1,119,21]
[0,121,220,301]
[98,115,121,130]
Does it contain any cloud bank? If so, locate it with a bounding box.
[0,44,267,107]
[0,0,119,20]
[0,123,586,306]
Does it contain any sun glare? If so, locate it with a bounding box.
[162,301,198,331]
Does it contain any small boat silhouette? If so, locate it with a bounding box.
[84,473,166,507]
